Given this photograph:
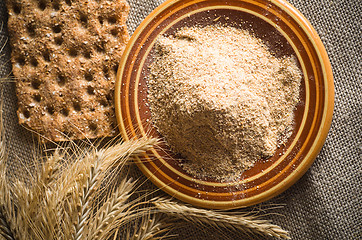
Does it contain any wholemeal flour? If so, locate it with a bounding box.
[147,26,302,180]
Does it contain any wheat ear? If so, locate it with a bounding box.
[86,178,136,239]
[0,179,16,240]
[70,137,159,240]
[86,178,161,239]
[153,198,290,239]
[60,137,159,199]
[0,171,16,240]
[10,180,47,240]
[0,216,14,240]
[128,213,176,240]
[8,154,65,240]
[38,150,64,187]
[29,151,65,239]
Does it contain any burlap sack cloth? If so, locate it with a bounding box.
[0,0,360,239]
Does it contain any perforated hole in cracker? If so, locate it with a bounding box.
[108,16,117,24]
[111,28,118,36]
[52,1,60,10]
[103,66,110,79]
[68,48,78,57]
[17,56,25,66]
[73,102,81,112]
[26,23,36,37]
[83,50,91,59]
[79,12,88,27]
[38,1,47,10]
[30,58,38,67]
[57,74,66,86]
[52,25,62,33]
[33,94,42,102]
[46,106,55,115]
[99,99,108,107]
[43,51,51,62]
[85,72,93,81]
[31,79,41,89]
[87,86,95,95]
[61,108,69,117]
[54,36,63,45]
[89,122,97,131]
[12,3,21,14]
[23,109,31,119]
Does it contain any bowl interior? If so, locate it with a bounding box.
[115,0,334,209]
[139,9,306,182]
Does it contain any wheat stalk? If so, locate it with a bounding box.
[7,151,65,240]
[86,178,136,239]
[153,197,290,239]
[72,155,102,240]
[28,153,64,239]
[38,150,64,188]
[68,137,158,240]
[0,173,15,240]
[88,194,162,240]
[0,216,14,240]
[127,213,176,240]
[0,170,17,240]
[10,180,46,240]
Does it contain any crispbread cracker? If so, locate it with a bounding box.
[5,0,129,141]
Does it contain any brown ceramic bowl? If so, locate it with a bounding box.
[115,0,334,209]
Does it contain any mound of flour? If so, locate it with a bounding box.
[147,26,301,180]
